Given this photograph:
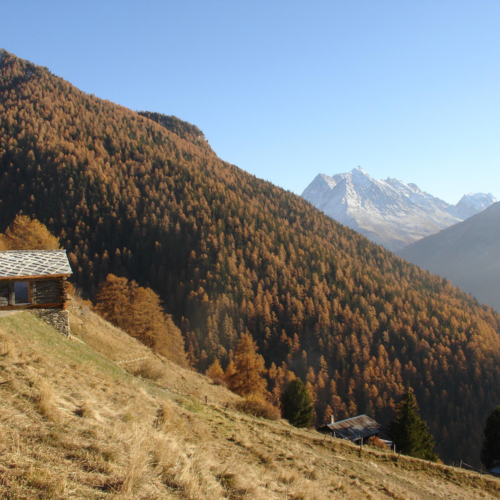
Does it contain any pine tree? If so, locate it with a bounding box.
[281,379,314,428]
[387,387,438,461]
[481,405,500,469]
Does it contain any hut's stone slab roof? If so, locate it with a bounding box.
[0,250,72,278]
[318,414,382,441]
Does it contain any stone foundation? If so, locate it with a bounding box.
[31,309,70,337]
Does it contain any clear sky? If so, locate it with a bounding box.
[2,1,499,204]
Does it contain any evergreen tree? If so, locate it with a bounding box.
[481,406,500,469]
[281,379,314,428]
[387,387,438,461]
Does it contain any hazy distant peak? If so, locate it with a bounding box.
[461,192,496,202]
[449,192,497,220]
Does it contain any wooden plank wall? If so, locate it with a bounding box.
[32,279,64,304]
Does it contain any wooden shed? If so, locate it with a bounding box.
[317,414,382,444]
[0,250,72,310]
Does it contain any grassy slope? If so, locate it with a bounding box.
[0,303,499,500]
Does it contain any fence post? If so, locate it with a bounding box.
[460,460,462,469]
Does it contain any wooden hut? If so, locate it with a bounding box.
[0,250,72,310]
[317,414,382,444]
[0,250,73,336]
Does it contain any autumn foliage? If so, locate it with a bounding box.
[225,333,267,398]
[94,274,188,367]
[1,50,500,465]
[0,215,60,250]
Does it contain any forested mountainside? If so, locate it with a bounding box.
[1,50,500,465]
[137,111,213,153]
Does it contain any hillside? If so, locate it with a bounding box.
[399,202,500,312]
[301,168,496,251]
[1,305,500,499]
[1,49,500,466]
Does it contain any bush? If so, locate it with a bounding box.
[130,360,165,381]
[367,436,390,451]
[236,397,281,421]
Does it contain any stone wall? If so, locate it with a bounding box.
[31,309,70,337]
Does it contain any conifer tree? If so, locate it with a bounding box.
[387,387,438,461]
[206,359,225,384]
[226,333,267,397]
[0,215,60,250]
[281,378,314,428]
[481,405,500,469]
[224,359,237,385]
[94,274,188,366]
[94,274,131,330]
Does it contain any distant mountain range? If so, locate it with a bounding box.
[301,167,496,252]
[399,202,500,312]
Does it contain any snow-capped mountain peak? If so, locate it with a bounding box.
[449,193,497,220]
[301,167,496,252]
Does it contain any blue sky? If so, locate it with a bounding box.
[2,1,499,204]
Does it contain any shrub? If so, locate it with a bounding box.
[367,436,390,451]
[130,360,165,381]
[236,396,281,421]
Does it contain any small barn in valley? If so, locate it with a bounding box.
[0,250,73,335]
[318,414,382,444]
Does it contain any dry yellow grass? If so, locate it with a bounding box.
[0,301,499,499]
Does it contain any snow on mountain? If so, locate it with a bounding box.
[448,192,497,220]
[301,167,496,252]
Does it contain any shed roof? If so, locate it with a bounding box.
[0,250,72,278]
[318,414,382,441]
